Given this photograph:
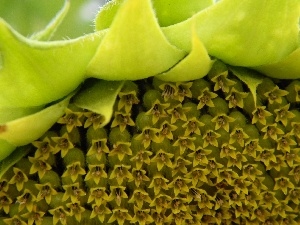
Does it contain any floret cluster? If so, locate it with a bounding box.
[0,62,300,225]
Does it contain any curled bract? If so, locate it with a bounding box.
[0,94,72,161]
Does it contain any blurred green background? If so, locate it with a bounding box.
[0,0,107,39]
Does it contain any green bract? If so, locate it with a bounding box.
[0,20,102,108]
[254,48,300,79]
[0,0,299,163]
[162,0,300,66]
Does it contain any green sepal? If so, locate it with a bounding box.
[162,0,300,67]
[152,0,213,27]
[0,140,16,166]
[94,0,123,31]
[0,94,72,147]
[229,66,263,107]
[87,0,185,80]
[156,29,214,81]
[254,47,300,79]
[95,0,213,29]
[0,19,103,108]
[0,145,31,179]
[0,106,44,124]
[73,80,124,128]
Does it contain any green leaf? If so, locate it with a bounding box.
[30,0,70,41]
[73,80,124,128]
[152,0,213,27]
[254,47,300,79]
[162,0,300,67]
[0,19,104,108]
[156,28,214,81]
[87,0,185,80]
[0,94,72,146]
[229,66,263,107]
[0,145,31,178]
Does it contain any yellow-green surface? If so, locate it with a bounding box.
[0,0,300,224]
[1,68,300,224]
